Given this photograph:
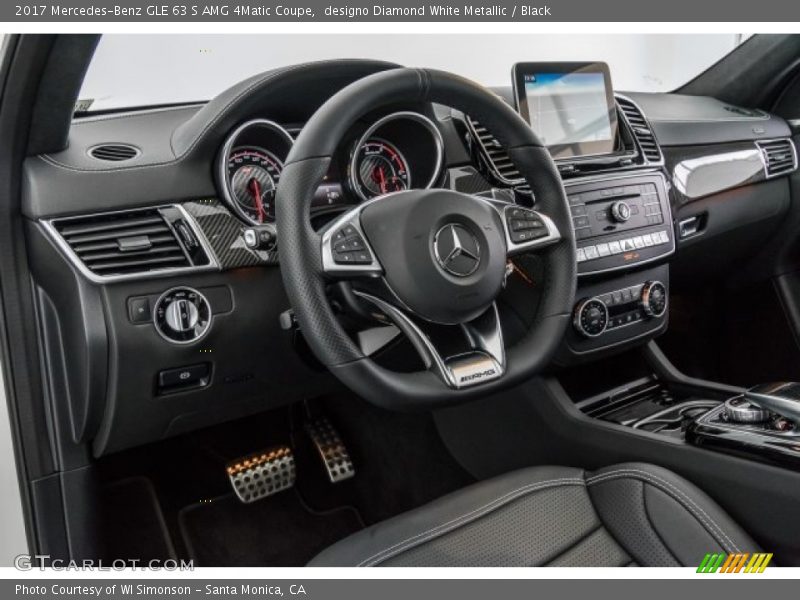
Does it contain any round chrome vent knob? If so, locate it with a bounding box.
[723,396,771,424]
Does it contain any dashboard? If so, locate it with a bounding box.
[19,58,799,456]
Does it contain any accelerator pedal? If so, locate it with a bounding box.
[226,446,295,503]
[305,418,355,483]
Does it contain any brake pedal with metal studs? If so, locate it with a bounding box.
[305,418,355,483]
[226,446,295,503]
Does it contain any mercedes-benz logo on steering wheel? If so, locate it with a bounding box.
[433,223,481,277]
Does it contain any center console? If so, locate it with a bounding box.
[572,345,800,470]
[503,62,676,363]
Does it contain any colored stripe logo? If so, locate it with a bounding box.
[697,552,772,573]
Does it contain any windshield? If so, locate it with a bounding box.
[79,34,749,113]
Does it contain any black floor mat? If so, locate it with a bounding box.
[179,489,362,566]
[100,477,176,562]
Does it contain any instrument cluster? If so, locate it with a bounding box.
[217,111,444,226]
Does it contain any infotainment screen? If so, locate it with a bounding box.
[512,62,618,160]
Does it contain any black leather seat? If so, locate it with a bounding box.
[309,462,758,567]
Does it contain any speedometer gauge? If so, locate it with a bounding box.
[352,139,411,200]
[227,147,282,223]
[218,119,294,226]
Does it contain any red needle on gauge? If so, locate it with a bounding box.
[375,166,387,194]
[248,178,266,223]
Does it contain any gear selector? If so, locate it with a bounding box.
[743,382,800,423]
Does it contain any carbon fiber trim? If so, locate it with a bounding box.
[183,198,277,268]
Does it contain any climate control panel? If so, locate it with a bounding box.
[573,280,667,338]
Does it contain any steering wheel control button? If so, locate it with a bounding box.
[641,280,668,317]
[331,225,373,265]
[127,296,152,324]
[504,207,550,245]
[154,287,212,344]
[434,223,481,277]
[158,363,210,392]
[573,297,609,338]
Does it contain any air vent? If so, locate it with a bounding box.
[52,208,192,277]
[757,139,798,178]
[466,117,524,185]
[616,96,662,163]
[88,143,140,162]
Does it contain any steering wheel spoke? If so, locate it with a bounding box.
[353,290,505,389]
[320,204,384,278]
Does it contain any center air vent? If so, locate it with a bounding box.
[757,139,798,178]
[88,143,140,162]
[616,96,662,163]
[51,208,199,278]
[466,117,524,185]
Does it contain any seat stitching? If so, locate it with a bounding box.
[586,469,740,553]
[587,470,738,553]
[358,477,586,567]
[640,479,681,565]
[586,470,738,553]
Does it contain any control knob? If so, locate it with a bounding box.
[573,297,609,338]
[154,287,212,344]
[723,396,770,424]
[610,200,631,223]
[164,298,199,332]
[640,281,667,317]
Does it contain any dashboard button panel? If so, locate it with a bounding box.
[565,173,674,276]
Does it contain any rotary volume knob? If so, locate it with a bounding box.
[610,201,631,223]
[640,281,667,317]
[573,297,609,338]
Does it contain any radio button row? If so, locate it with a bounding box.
[576,230,670,263]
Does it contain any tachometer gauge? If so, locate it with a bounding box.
[227,147,282,223]
[352,139,411,200]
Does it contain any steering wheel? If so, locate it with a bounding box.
[276,68,576,409]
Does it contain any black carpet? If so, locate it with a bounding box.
[179,489,363,566]
[100,477,175,562]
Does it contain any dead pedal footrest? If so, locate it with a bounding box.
[305,418,355,483]
[226,446,295,503]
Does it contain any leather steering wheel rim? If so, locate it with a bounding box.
[276,68,576,409]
